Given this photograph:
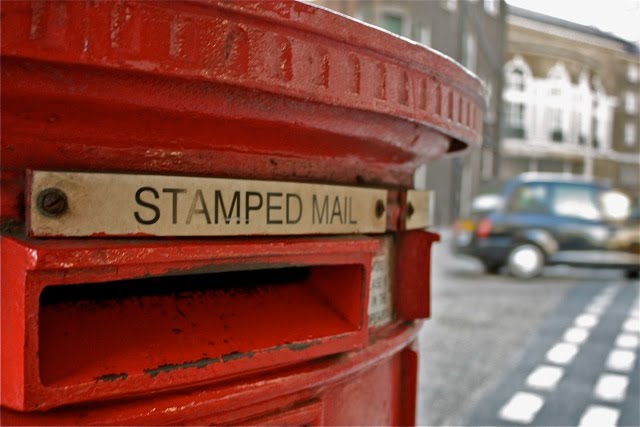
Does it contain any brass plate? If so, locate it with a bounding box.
[29,171,388,237]
[405,190,433,230]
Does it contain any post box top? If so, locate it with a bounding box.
[1,1,485,193]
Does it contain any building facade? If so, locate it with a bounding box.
[315,0,507,224]
[503,7,640,195]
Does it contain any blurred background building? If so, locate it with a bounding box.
[503,6,640,196]
[315,0,639,224]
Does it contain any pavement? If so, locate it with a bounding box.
[416,230,640,427]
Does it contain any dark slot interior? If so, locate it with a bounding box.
[39,265,363,386]
[39,268,312,306]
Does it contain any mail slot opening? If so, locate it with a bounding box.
[38,264,364,387]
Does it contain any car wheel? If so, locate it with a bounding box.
[625,269,639,280]
[507,244,544,279]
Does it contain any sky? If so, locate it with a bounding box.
[506,0,640,44]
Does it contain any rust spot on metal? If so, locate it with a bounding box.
[222,351,255,362]
[287,342,312,351]
[0,219,24,235]
[286,339,321,351]
[224,24,249,75]
[95,372,128,382]
[143,357,220,378]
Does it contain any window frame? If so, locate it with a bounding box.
[463,33,477,72]
[415,21,432,46]
[628,63,639,83]
[376,6,411,37]
[624,122,637,147]
[625,91,638,114]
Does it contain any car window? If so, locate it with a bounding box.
[507,184,549,214]
[551,184,601,220]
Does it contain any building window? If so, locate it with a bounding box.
[484,0,499,16]
[415,22,431,46]
[545,63,570,143]
[507,69,525,92]
[381,12,405,36]
[443,0,457,12]
[505,102,526,138]
[549,107,563,142]
[462,33,477,72]
[628,64,639,83]
[591,117,600,149]
[625,122,637,147]
[625,91,638,114]
[504,56,532,92]
[619,164,640,187]
[592,76,611,151]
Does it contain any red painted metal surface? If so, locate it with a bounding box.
[395,230,440,320]
[1,0,484,424]
[0,0,483,222]
[1,235,377,410]
[1,324,422,425]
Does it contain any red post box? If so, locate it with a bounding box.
[1,1,484,424]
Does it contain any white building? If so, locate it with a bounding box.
[501,7,640,194]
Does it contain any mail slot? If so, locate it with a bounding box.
[1,0,484,424]
[39,266,365,387]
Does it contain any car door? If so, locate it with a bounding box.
[498,182,556,249]
[548,183,608,251]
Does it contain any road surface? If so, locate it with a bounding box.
[417,231,640,427]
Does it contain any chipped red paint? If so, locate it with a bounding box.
[1,0,484,424]
[2,235,377,410]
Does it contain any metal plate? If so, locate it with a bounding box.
[29,171,387,237]
[405,190,433,230]
[368,236,395,328]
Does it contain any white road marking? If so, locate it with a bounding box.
[605,349,637,373]
[498,392,545,424]
[622,318,640,334]
[615,333,640,349]
[563,327,590,344]
[546,343,579,365]
[575,313,599,329]
[585,304,606,315]
[526,365,564,391]
[594,374,629,402]
[579,405,620,427]
[592,295,613,306]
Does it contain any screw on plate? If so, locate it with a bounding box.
[37,188,68,218]
[375,200,385,218]
[407,202,415,218]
